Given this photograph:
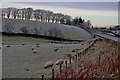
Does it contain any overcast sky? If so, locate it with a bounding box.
[1,2,118,27]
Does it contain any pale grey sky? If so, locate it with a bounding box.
[0,0,119,2]
[0,1,119,27]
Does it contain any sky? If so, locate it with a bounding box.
[0,2,118,27]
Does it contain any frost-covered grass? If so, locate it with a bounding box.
[2,18,92,40]
[2,18,92,78]
[2,35,53,43]
[2,36,90,78]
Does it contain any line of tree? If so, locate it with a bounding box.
[0,7,91,27]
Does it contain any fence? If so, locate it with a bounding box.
[41,38,98,79]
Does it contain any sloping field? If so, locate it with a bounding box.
[2,18,92,40]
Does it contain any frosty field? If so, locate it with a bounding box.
[2,35,89,78]
[2,17,92,78]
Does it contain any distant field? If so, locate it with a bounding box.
[2,35,58,45]
[2,35,53,42]
[2,18,92,40]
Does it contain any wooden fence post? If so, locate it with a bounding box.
[65,60,68,68]
[41,74,44,80]
[52,69,54,80]
[75,54,77,61]
[77,53,79,58]
[72,56,74,61]
[59,64,62,73]
[69,58,71,64]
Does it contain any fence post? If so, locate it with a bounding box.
[75,54,77,61]
[41,74,44,80]
[77,53,80,57]
[77,53,80,58]
[65,60,68,68]
[60,64,62,73]
[69,58,71,64]
[72,56,74,61]
[52,69,54,80]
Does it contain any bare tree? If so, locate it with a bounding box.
[1,7,89,27]
[21,8,26,20]
[51,13,57,23]
[33,9,41,21]
[55,13,63,23]
[40,9,45,22]
[87,20,91,27]
[1,8,6,18]
[45,11,53,22]
[11,8,18,19]
[63,15,71,24]
[27,8,33,20]
[6,8,12,18]
[17,9,22,19]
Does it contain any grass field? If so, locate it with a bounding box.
[2,35,91,78]
[2,18,93,78]
[2,35,54,44]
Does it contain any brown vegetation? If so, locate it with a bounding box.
[55,38,120,79]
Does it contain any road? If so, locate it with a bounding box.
[94,32,120,42]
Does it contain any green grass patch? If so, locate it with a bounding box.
[2,35,55,43]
